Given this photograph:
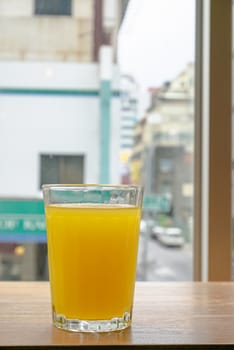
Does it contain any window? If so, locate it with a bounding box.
[194,0,232,281]
[34,0,72,16]
[40,154,84,186]
[159,158,174,174]
[0,0,231,282]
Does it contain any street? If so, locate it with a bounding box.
[136,233,193,281]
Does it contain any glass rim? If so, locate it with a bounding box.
[42,184,143,191]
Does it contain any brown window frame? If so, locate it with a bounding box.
[194,0,232,281]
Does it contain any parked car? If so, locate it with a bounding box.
[151,225,165,240]
[152,225,184,247]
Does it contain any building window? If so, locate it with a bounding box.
[40,154,84,187]
[34,0,72,16]
[159,158,174,173]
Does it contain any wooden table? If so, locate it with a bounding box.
[1,282,234,349]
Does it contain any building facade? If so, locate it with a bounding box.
[0,0,128,62]
[119,74,138,183]
[131,63,194,237]
[0,0,129,280]
[0,0,94,61]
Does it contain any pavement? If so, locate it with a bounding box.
[136,233,193,281]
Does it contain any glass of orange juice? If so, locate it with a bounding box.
[42,184,143,332]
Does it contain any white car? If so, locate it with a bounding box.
[157,227,184,247]
[151,225,165,240]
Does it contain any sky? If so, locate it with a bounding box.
[117,0,195,91]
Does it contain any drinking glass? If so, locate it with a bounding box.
[42,184,143,332]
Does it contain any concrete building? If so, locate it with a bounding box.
[0,0,130,196]
[119,74,138,183]
[0,0,94,61]
[120,75,138,149]
[0,0,129,280]
[0,0,128,62]
[0,61,121,197]
[130,63,194,236]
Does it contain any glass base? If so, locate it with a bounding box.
[53,310,132,332]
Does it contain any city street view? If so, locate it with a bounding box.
[0,0,195,281]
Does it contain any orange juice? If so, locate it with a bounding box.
[45,204,141,320]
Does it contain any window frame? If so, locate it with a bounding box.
[34,0,72,16]
[194,0,232,281]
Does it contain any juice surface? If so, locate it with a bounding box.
[45,204,141,320]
